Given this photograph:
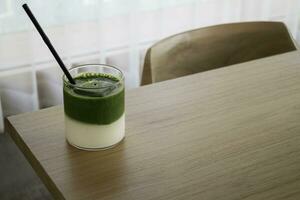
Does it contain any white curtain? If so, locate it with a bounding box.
[0,0,300,132]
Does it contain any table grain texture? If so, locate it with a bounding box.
[6,51,300,200]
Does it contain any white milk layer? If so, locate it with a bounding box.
[65,114,125,150]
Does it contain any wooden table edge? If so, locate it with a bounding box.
[4,117,65,200]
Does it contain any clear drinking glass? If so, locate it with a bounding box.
[63,64,125,150]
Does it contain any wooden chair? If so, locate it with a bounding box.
[141,22,298,85]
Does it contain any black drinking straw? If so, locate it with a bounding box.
[22,4,76,84]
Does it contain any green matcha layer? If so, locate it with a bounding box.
[63,72,124,125]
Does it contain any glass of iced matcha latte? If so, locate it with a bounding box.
[63,64,125,150]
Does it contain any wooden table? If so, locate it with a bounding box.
[6,51,300,200]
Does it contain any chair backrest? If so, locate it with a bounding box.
[141,22,297,85]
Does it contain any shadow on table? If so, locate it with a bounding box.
[64,139,129,199]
